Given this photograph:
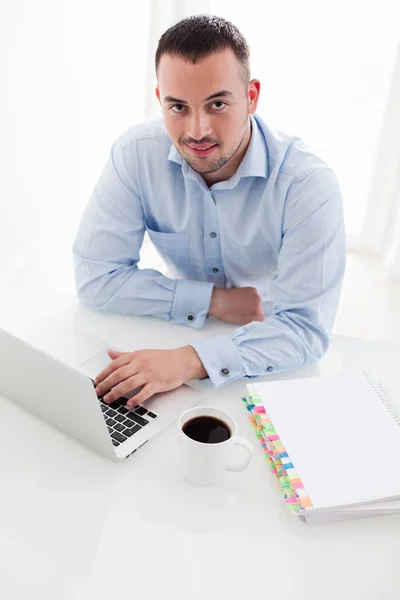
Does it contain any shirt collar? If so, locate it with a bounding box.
[167,114,268,183]
[235,114,268,179]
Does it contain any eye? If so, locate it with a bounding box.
[211,101,226,110]
[171,104,186,113]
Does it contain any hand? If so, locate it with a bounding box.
[208,287,265,325]
[94,346,207,407]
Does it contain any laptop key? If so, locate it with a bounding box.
[106,418,117,427]
[111,431,126,443]
[147,412,157,419]
[112,439,120,446]
[108,402,121,410]
[100,404,108,412]
[116,396,128,406]
[124,425,141,437]
[106,409,117,417]
[117,406,129,415]
[124,418,136,428]
[127,412,149,427]
[114,423,125,432]
[135,406,147,416]
[114,414,126,423]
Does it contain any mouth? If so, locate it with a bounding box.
[185,143,218,157]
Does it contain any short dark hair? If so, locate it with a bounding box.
[155,14,250,85]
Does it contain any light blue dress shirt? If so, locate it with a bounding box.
[72,113,346,388]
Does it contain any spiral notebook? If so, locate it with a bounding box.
[243,371,400,523]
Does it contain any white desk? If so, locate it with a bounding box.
[1,289,400,600]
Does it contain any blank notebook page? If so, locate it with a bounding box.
[253,373,400,509]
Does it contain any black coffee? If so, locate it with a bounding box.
[182,416,231,444]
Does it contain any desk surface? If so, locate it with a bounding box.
[1,289,400,600]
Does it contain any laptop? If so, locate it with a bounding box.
[0,327,202,461]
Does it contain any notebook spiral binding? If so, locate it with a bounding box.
[361,370,400,426]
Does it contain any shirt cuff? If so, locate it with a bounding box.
[190,336,245,388]
[170,279,214,329]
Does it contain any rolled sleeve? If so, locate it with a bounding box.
[171,279,214,329]
[190,336,246,387]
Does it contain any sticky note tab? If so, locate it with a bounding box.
[241,391,312,516]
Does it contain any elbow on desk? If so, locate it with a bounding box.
[74,278,109,312]
[303,324,332,369]
[275,309,332,366]
[72,241,141,311]
[307,329,331,364]
[72,259,150,316]
[72,260,122,313]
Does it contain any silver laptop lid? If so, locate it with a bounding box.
[0,328,115,460]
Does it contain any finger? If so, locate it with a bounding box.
[126,383,158,407]
[94,354,131,386]
[96,364,137,397]
[103,373,147,404]
[108,349,126,358]
[95,357,130,388]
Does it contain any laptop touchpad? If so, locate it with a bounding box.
[80,348,144,399]
[80,347,117,380]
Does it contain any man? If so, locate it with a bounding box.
[72,15,346,408]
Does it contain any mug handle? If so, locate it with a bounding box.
[227,436,253,472]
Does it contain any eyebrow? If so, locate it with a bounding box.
[163,90,233,104]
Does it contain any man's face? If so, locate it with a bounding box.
[156,49,259,182]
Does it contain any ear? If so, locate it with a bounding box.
[248,79,261,114]
[155,86,161,105]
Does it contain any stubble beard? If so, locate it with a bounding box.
[181,114,250,175]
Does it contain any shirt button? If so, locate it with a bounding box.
[212,267,219,273]
[210,232,217,238]
[266,366,273,372]
[221,368,230,376]
[186,313,195,322]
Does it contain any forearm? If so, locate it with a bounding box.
[73,254,214,329]
[190,307,334,388]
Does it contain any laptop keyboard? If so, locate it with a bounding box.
[91,380,159,447]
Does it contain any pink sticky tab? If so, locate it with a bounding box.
[267,434,280,441]
[254,406,266,414]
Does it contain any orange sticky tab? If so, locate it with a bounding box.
[299,497,312,508]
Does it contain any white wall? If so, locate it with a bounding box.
[2,1,400,286]
[209,0,400,245]
[144,0,211,120]
[0,0,150,273]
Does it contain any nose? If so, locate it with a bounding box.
[186,112,212,142]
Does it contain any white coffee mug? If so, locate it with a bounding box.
[178,406,253,485]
